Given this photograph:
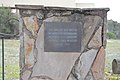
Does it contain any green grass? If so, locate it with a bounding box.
[105,40,120,69]
[0,39,20,80]
[105,39,120,80]
[0,64,20,80]
[106,39,120,53]
[0,39,120,80]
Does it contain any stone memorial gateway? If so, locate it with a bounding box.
[16,5,109,80]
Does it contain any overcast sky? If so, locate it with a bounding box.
[76,0,120,22]
[92,0,119,22]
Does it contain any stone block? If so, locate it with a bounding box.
[71,49,98,80]
[81,16,102,52]
[103,15,107,48]
[23,16,39,37]
[85,70,94,80]
[88,26,102,49]
[45,16,69,22]
[24,33,35,69]
[22,70,31,80]
[91,47,105,80]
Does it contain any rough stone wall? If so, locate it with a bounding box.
[17,5,109,80]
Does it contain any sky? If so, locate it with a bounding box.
[91,0,120,22]
[76,0,120,22]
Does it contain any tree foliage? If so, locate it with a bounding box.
[0,6,19,34]
[107,19,120,39]
[107,32,117,39]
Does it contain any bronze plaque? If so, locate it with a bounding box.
[44,22,82,52]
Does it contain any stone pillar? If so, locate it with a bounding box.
[16,5,109,80]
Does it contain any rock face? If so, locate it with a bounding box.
[68,49,98,80]
[91,47,105,80]
[16,5,109,80]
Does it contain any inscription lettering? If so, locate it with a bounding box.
[44,22,82,52]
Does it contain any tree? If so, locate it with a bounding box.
[107,32,117,39]
[107,19,120,39]
[0,6,19,34]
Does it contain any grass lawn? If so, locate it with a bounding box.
[0,40,20,80]
[0,39,120,80]
[105,39,120,80]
